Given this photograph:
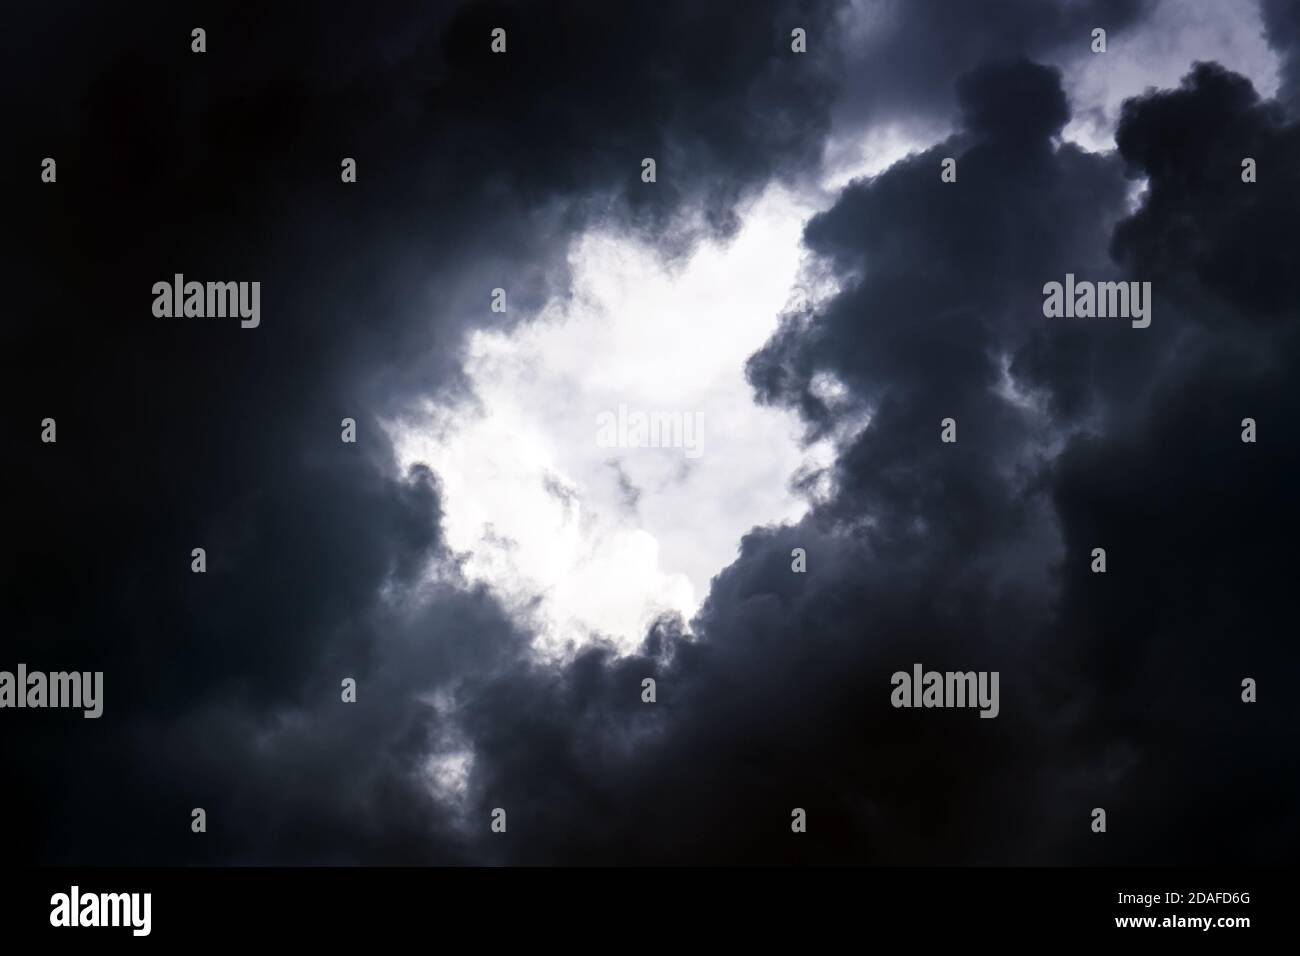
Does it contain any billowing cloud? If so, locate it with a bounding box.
[3,0,1295,866]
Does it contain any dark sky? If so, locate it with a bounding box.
[3,0,1297,865]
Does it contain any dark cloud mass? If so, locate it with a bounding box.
[2,1,1296,865]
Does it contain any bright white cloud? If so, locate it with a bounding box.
[390,187,830,657]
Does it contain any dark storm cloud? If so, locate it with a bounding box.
[1112,63,1300,319]
[1045,61,1300,862]
[752,59,1132,441]
[2,0,844,863]
[5,0,1294,867]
